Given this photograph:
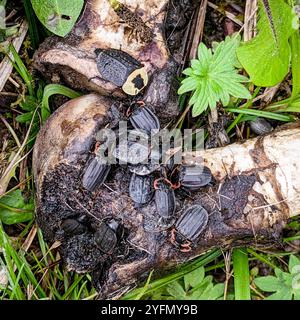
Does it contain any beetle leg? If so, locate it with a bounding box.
[126,106,133,117]
[180,241,192,252]
[94,142,101,153]
[136,100,145,107]
[180,246,192,253]
[170,228,177,245]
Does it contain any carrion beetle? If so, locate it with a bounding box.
[95,49,148,96]
[154,178,176,220]
[171,205,208,252]
[94,220,119,254]
[82,156,111,192]
[61,218,87,236]
[249,117,273,136]
[129,173,154,204]
[128,104,160,134]
[179,165,212,191]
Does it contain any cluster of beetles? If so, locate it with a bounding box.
[78,99,213,253]
[62,49,213,254]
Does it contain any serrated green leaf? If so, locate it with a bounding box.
[237,0,298,86]
[179,35,251,117]
[31,0,84,37]
[178,77,199,95]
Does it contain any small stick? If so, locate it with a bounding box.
[207,1,243,27]
[189,0,208,60]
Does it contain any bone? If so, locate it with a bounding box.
[33,94,300,297]
[34,0,173,96]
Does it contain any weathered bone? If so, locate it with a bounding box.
[33,94,300,297]
[34,1,178,96]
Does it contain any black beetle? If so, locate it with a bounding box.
[171,205,208,252]
[94,220,119,254]
[179,165,212,191]
[129,174,154,204]
[82,156,111,192]
[95,49,148,96]
[61,218,87,236]
[154,178,176,219]
[249,117,273,136]
[128,104,160,134]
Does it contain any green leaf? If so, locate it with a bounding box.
[179,35,251,117]
[266,288,293,300]
[237,0,298,87]
[291,31,300,99]
[184,266,205,290]
[31,0,84,37]
[289,255,300,274]
[16,112,35,123]
[0,190,34,225]
[41,84,81,122]
[166,281,186,300]
[254,275,283,292]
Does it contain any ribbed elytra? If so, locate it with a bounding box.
[129,174,154,204]
[175,205,208,241]
[179,165,212,190]
[129,106,160,134]
[154,180,176,219]
[82,157,111,192]
[94,222,118,254]
[61,219,87,236]
[95,49,148,95]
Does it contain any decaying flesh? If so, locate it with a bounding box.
[33,94,300,298]
[33,0,196,119]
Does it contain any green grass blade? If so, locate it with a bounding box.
[23,0,41,50]
[233,248,251,300]
[291,31,300,99]
[41,84,81,122]
[9,44,34,97]
[226,108,294,122]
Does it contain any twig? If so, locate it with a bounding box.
[8,76,20,88]
[0,20,28,92]
[189,0,208,60]
[21,225,37,252]
[243,0,258,41]
[0,114,21,148]
[207,1,243,27]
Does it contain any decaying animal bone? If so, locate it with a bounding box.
[33,0,197,120]
[33,94,300,298]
